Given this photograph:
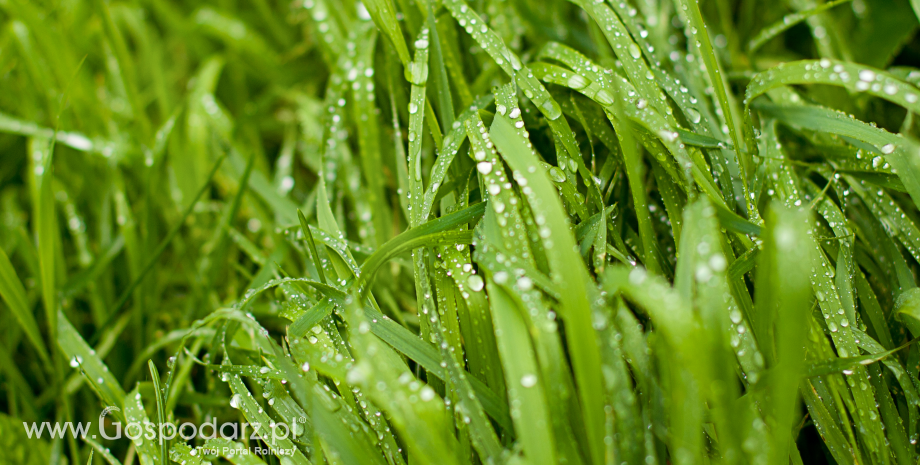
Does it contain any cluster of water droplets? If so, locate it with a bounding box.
[419,98,489,218]
[747,60,918,131]
[444,0,562,121]
[302,0,340,46]
[853,179,920,261]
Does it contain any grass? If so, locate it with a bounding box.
[3,0,920,463]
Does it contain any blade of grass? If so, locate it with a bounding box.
[748,0,854,52]
[0,246,49,363]
[147,361,167,465]
[490,112,606,465]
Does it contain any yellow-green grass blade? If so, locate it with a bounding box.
[490,113,606,465]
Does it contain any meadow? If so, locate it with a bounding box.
[3,0,920,463]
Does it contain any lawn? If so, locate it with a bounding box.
[2,0,920,464]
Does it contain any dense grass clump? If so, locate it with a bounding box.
[6,0,920,463]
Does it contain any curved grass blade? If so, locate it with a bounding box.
[896,288,920,337]
[359,304,513,431]
[420,94,493,219]
[490,113,606,465]
[354,202,486,289]
[298,209,327,285]
[853,328,920,443]
[289,299,337,338]
[567,0,671,120]
[673,0,746,159]
[0,246,49,363]
[363,0,410,65]
[747,60,920,115]
[530,46,730,213]
[755,102,920,212]
[748,0,854,52]
[804,337,918,378]
[676,128,732,150]
[428,311,503,463]
[57,311,126,413]
[147,361,168,465]
[607,103,662,275]
[83,436,123,465]
[801,381,858,465]
[846,177,920,265]
[600,267,704,463]
[476,216,585,463]
[761,122,890,462]
[0,112,122,157]
[123,388,161,465]
[342,297,462,465]
[442,0,582,183]
[282,338,389,465]
[484,281,557,464]
[225,374,311,463]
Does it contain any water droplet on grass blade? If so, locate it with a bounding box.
[595,89,614,105]
[859,69,876,82]
[628,43,642,59]
[542,100,562,119]
[520,374,537,387]
[517,276,533,291]
[467,274,484,291]
[567,74,588,89]
[549,167,566,182]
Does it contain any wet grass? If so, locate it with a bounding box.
[2,0,920,464]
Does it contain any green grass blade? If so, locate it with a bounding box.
[484,281,557,464]
[363,0,410,65]
[673,0,746,161]
[84,436,124,465]
[108,155,226,317]
[225,374,311,463]
[490,112,606,465]
[0,246,49,363]
[748,60,920,115]
[428,311,503,463]
[122,389,160,464]
[147,361,167,465]
[756,102,920,212]
[57,311,126,412]
[299,209,328,285]
[355,202,486,289]
[748,0,853,52]
[802,381,858,465]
